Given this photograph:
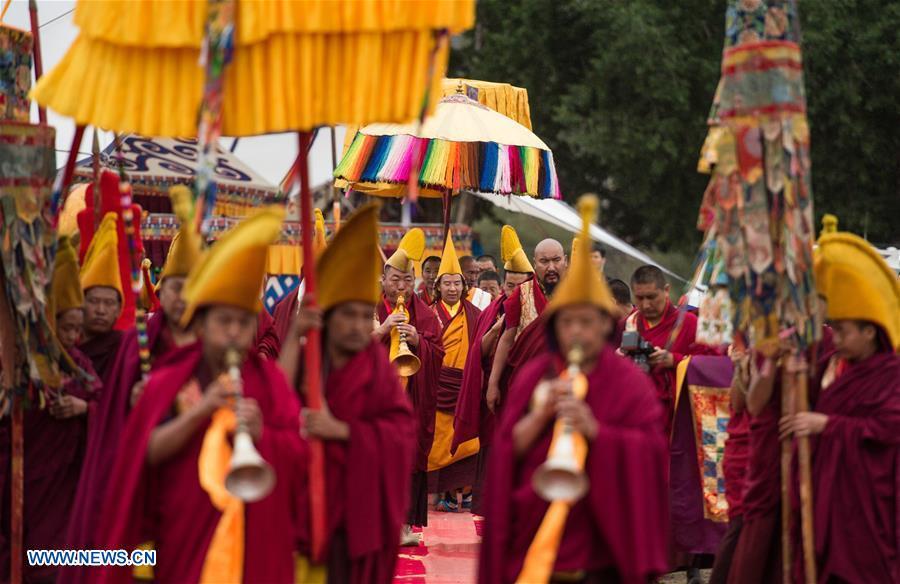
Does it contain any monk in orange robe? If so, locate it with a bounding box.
[428,235,482,511]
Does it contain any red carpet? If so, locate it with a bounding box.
[394,511,481,583]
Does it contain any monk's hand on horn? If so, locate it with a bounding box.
[557,395,598,441]
[779,411,828,440]
[397,323,419,347]
[236,398,263,442]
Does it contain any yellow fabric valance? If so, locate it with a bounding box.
[32,0,474,137]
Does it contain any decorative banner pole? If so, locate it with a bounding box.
[27,0,45,124]
[297,131,327,560]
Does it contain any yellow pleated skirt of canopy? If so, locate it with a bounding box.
[30,0,475,137]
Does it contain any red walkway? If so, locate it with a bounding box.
[394,511,481,583]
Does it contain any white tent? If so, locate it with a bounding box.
[472,192,686,281]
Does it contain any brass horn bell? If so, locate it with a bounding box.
[225,432,276,503]
[390,295,421,377]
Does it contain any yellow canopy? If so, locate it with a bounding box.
[31,0,475,137]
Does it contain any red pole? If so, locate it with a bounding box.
[28,0,46,124]
[297,131,326,561]
[58,125,86,208]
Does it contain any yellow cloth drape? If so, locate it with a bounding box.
[31,0,474,137]
[197,407,244,584]
[515,368,589,583]
[440,310,468,369]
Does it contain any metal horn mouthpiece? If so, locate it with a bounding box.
[391,295,421,377]
[223,347,276,502]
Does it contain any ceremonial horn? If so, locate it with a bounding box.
[224,348,276,502]
[532,345,590,503]
[391,295,421,377]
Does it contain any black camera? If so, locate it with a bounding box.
[620,330,655,372]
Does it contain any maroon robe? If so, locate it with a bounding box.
[255,307,281,359]
[376,293,443,527]
[95,342,307,584]
[78,329,123,385]
[61,312,175,583]
[808,351,900,583]
[626,301,697,435]
[480,347,669,584]
[0,348,100,582]
[313,341,415,583]
[271,291,300,350]
[452,292,506,453]
[416,280,434,306]
[729,328,835,584]
[498,279,548,404]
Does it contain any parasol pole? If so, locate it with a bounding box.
[92,130,102,230]
[329,126,341,232]
[27,0,45,124]
[297,131,327,561]
[53,125,87,219]
[441,190,452,241]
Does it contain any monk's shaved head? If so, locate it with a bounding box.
[534,239,565,257]
[533,239,567,293]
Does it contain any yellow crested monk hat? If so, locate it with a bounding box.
[316,203,381,312]
[50,235,84,321]
[159,185,203,281]
[180,206,285,327]
[545,195,615,317]
[314,208,327,257]
[437,231,463,280]
[80,212,124,299]
[501,225,533,274]
[385,228,425,273]
[814,215,900,350]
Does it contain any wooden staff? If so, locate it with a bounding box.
[780,364,794,584]
[27,0,45,124]
[297,131,326,561]
[795,353,817,584]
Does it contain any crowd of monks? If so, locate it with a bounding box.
[0,188,898,584]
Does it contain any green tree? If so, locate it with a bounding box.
[450,0,899,252]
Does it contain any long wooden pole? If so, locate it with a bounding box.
[796,354,817,584]
[297,131,326,561]
[27,0,46,125]
[780,365,794,584]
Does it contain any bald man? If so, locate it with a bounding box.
[485,238,567,416]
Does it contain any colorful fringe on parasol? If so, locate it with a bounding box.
[336,133,560,198]
[334,93,561,199]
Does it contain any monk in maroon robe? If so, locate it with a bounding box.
[728,326,833,583]
[480,321,669,583]
[779,321,899,583]
[486,239,566,418]
[63,294,194,577]
[0,345,100,582]
[95,339,306,583]
[709,353,751,584]
[625,266,698,435]
[375,265,443,531]
[417,255,440,306]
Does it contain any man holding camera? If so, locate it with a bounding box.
[622,265,697,435]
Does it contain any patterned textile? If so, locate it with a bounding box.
[697,0,820,349]
[0,122,77,413]
[0,25,33,122]
[688,384,731,522]
[677,356,734,523]
[264,275,301,314]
